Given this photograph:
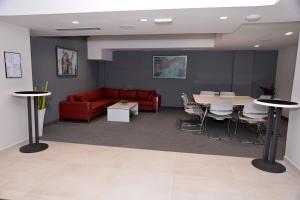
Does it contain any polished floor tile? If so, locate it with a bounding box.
[0,141,299,200]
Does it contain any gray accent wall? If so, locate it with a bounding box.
[31,37,101,123]
[232,51,254,96]
[103,50,278,107]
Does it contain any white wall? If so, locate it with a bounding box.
[0,21,33,150]
[275,45,298,117]
[285,34,300,170]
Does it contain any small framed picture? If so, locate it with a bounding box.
[4,51,22,78]
[56,46,78,77]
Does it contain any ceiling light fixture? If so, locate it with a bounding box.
[154,18,172,23]
[254,44,260,48]
[72,21,80,24]
[284,32,294,36]
[140,18,148,22]
[219,16,228,20]
[245,14,262,22]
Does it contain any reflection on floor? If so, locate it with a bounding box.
[0,141,299,200]
[43,108,287,159]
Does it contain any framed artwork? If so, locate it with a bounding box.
[4,51,22,78]
[56,47,78,77]
[153,55,187,79]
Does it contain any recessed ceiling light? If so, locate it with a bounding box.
[254,44,260,48]
[219,16,228,20]
[245,14,262,22]
[285,32,294,36]
[72,21,80,24]
[154,18,172,23]
[120,25,135,30]
[140,18,148,22]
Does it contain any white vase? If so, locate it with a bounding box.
[38,108,46,137]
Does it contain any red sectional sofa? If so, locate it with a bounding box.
[59,88,161,121]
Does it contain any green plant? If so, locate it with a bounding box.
[120,99,128,104]
[34,81,48,110]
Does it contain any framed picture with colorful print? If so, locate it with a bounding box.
[56,46,78,77]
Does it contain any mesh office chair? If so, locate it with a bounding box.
[206,100,233,139]
[200,91,217,96]
[259,95,272,99]
[234,103,268,144]
[180,93,207,132]
[220,91,235,97]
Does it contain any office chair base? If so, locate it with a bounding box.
[180,120,205,133]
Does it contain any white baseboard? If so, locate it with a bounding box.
[284,156,300,173]
[0,138,27,151]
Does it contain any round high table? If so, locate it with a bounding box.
[13,91,51,153]
[252,99,299,173]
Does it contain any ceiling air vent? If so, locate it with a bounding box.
[120,25,135,30]
[56,27,101,31]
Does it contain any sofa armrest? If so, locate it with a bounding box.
[152,94,161,112]
[59,100,91,120]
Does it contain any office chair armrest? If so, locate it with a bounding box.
[243,112,268,115]
[187,102,198,106]
[210,109,233,112]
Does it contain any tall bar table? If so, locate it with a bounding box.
[252,99,299,173]
[13,91,51,153]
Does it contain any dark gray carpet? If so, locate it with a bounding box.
[42,108,287,159]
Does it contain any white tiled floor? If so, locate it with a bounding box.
[0,141,299,200]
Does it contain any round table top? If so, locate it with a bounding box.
[254,99,300,108]
[13,91,51,97]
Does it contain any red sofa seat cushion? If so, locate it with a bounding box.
[104,88,119,98]
[137,100,153,106]
[119,89,137,99]
[136,90,155,100]
[90,99,112,110]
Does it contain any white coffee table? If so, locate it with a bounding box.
[107,102,138,122]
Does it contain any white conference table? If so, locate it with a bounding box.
[193,94,254,106]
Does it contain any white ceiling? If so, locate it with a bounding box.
[0,0,299,50]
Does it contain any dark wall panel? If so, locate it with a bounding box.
[31,37,101,123]
[252,51,278,98]
[232,51,254,96]
[103,50,278,107]
[104,51,234,107]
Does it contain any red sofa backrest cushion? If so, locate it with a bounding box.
[103,88,120,98]
[137,90,155,100]
[119,89,137,99]
[67,89,103,102]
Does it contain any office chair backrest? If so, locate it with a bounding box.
[210,100,233,116]
[220,91,235,97]
[243,103,268,119]
[181,93,189,109]
[200,91,216,96]
[259,95,272,99]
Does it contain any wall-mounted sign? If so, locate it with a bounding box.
[4,51,22,78]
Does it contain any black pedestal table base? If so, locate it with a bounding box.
[252,99,299,173]
[252,158,286,173]
[19,143,49,153]
[13,91,51,153]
